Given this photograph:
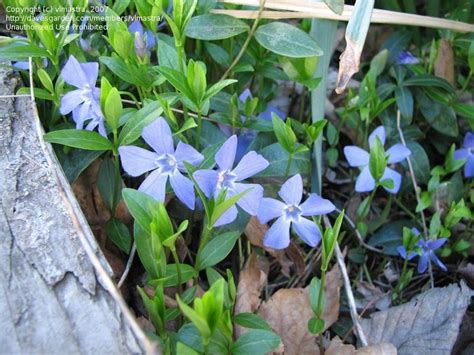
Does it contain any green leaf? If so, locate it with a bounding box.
[104,87,123,130]
[469,40,474,72]
[176,342,199,355]
[272,115,293,152]
[157,35,181,71]
[56,148,104,183]
[308,317,325,334]
[403,74,454,93]
[97,158,119,211]
[118,101,163,146]
[418,93,458,137]
[255,22,323,58]
[134,224,161,279]
[203,79,237,102]
[258,143,310,177]
[0,43,51,60]
[157,66,195,101]
[323,0,344,14]
[196,231,240,270]
[210,188,250,227]
[395,86,413,121]
[37,68,54,93]
[122,188,156,235]
[368,220,416,255]
[177,295,212,340]
[105,218,132,253]
[44,130,113,151]
[185,14,249,40]
[159,263,196,287]
[369,136,386,181]
[232,329,281,355]
[403,141,430,184]
[233,313,272,331]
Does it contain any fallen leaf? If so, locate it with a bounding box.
[457,263,474,289]
[355,281,391,312]
[257,265,342,355]
[326,336,397,355]
[234,252,268,337]
[434,39,455,86]
[360,283,472,353]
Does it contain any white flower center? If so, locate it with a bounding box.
[156,154,178,175]
[217,169,237,189]
[284,204,302,222]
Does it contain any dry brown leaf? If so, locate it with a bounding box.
[257,264,342,355]
[326,336,397,355]
[234,252,268,337]
[355,281,391,312]
[434,39,455,85]
[286,243,306,276]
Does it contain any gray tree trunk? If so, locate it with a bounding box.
[0,65,156,354]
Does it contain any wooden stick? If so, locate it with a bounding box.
[214,0,474,33]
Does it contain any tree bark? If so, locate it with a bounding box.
[0,65,156,354]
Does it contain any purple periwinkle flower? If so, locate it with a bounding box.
[344,126,411,194]
[193,135,269,226]
[454,132,474,178]
[128,20,156,51]
[257,174,335,249]
[398,228,447,273]
[60,55,106,136]
[397,51,420,65]
[119,118,204,209]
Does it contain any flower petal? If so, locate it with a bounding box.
[142,118,175,155]
[232,151,269,181]
[215,135,237,171]
[427,238,447,250]
[232,183,263,215]
[464,132,474,148]
[454,148,470,161]
[430,253,447,271]
[465,156,474,178]
[193,169,219,198]
[292,217,322,247]
[128,20,144,35]
[60,90,84,114]
[138,170,168,202]
[417,253,428,273]
[170,170,196,209]
[175,141,204,169]
[80,62,99,88]
[355,166,376,192]
[214,205,238,227]
[257,198,285,224]
[381,167,402,194]
[61,55,91,88]
[300,193,335,216]
[386,144,411,164]
[239,89,252,102]
[368,125,386,148]
[97,119,107,138]
[263,216,291,250]
[343,146,369,167]
[278,174,303,205]
[119,146,159,176]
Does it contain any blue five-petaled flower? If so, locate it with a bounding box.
[344,126,411,194]
[119,118,203,209]
[396,51,420,65]
[454,132,474,178]
[193,135,269,227]
[397,228,447,273]
[257,174,335,250]
[60,55,106,136]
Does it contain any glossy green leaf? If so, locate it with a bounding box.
[233,313,272,331]
[255,22,323,58]
[106,218,131,253]
[196,231,240,270]
[403,74,454,93]
[118,101,163,146]
[44,129,114,151]
[232,329,281,355]
[185,14,249,40]
[122,188,156,235]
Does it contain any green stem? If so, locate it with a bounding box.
[196,109,202,150]
[112,130,121,214]
[284,153,294,180]
[219,0,267,81]
[171,247,183,295]
[461,70,472,93]
[195,222,211,275]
